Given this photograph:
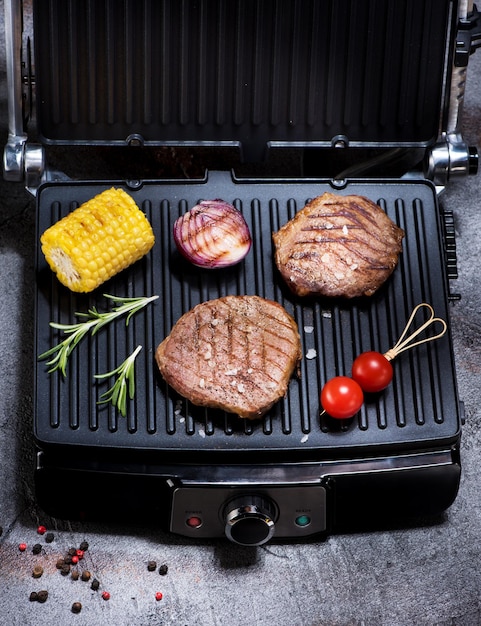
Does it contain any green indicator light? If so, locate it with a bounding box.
[295,515,311,527]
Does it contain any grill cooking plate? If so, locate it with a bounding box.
[34,172,461,462]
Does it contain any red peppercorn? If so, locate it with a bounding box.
[155,592,163,601]
[19,543,27,552]
[75,549,84,559]
[71,555,79,564]
[101,591,110,601]
[37,525,47,535]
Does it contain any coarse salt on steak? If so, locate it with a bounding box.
[155,295,302,420]
[273,192,405,298]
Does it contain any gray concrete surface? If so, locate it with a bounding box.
[1,2,481,625]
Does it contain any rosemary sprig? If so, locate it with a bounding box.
[95,345,142,417]
[38,294,159,377]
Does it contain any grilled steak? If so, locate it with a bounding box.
[156,295,302,419]
[273,193,405,298]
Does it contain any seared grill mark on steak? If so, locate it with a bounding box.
[156,296,302,419]
[273,192,404,298]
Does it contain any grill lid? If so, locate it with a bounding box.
[34,172,461,460]
[33,0,454,161]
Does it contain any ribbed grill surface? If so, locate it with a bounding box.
[34,174,460,456]
[34,0,452,158]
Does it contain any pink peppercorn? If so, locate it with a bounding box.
[71,555,79,564]
[155,592,163,601]
[19,543,27,552]
[102,591,110,601]
[37,525,47,535]
[75,549,84,559]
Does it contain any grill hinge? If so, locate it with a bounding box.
[3,0,45,192]
[425,4,480,186]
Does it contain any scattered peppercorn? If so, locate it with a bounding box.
[71,555,79,564]
[29,592,38,602]
[60,564,71,576]
[158,564,168,576]
[155,592,163,601]
[32,543,42,555]
[71,602,82,613]
[37,525,47,535]
[45,532,54,543]
[71,570,80,581]
[18,543,27,552]
[37,590,49,603]
[32,565,44,579]
[79,541,89,551]
[76,549,84,559]
[56,558,65,569]
[147,560,157,572]
[81,570,91,582]
[91,579,100,591]
[68,547,77,556]
[101,591,110,601]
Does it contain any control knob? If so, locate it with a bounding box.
[224,495,277,546]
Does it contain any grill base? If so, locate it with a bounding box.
[36,445,461,539]
[34,172,462,539]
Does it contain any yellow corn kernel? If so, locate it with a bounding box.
[40,188,155,293]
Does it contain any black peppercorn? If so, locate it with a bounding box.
[158,564,168,576]
[68,547,77,556]
[79,541,89,551]
[81,570,91,582]
[56,558,65,569]
[71,570,80,581]
[45,532,54,543]
[71,602,82,613]
[37,590,48,603]
[32,565,44,579]
[147,560,157,571]
[32,543,42,555]
[29,591,38,602]
[60,564,71,576]
[91,578,100,591]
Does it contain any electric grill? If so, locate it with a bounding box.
[4,0,481,545]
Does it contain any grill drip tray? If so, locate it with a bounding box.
[34,171,462,537]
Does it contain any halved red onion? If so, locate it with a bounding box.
[173,200,252,268]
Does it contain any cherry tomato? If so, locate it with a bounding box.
[351,351,393,393]
[320,376,364,419]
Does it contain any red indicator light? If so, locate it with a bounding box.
[186,516,203,529]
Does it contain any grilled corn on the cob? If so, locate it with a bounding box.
[41,188,155,293]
